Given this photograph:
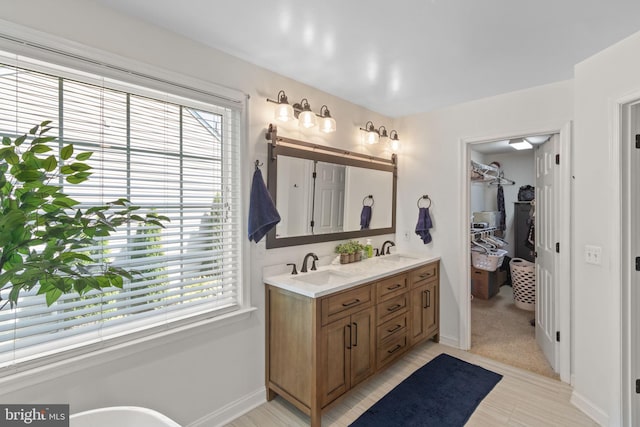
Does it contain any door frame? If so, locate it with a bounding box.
[459,121,572,383]
[617,92,640,427]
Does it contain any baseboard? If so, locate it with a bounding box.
[570,390,608,426]
[438,334,459,349]
[186,387,266,427]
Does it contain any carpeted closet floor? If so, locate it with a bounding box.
[470,285,559,379]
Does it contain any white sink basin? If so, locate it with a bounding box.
[291,269,354,286]
[377,254,420,263]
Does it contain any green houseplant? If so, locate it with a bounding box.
[334,240,364,264]
[0,121,168,309]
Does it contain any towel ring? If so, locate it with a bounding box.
[254,160,263,170]
[417,195,431,208]
[362,195,374,207]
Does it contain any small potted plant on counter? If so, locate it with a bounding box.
[335,240,365,264]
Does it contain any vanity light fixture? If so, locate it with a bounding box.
[388,130,401,152]
[267,91,336,132]
[318,105,336,133]
[360,121,380,145]
[509,138,533,150]
[269,90,295,122]
[295,98,317,129]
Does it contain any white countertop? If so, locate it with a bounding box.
[264,253,440,298]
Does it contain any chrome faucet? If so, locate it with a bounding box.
[380,240,396,255]
[301,252,319,273]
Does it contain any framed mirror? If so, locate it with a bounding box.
[265,125,397,248]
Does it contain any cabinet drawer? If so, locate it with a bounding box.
[376,274,408,302]
[377,333,408,369]
[376,293,408,325]
[321,285,373,325]
[377,312,408,343]
[410,262,439,288]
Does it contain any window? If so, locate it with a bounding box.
[0,55,243,370]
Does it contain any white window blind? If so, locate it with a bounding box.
[0,59,243,369]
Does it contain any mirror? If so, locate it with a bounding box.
[265,129,397,248]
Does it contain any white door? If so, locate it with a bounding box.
[631,102,640,425]
[535,135,559,372]
[313,161,345,234]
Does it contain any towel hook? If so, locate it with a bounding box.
[362,195,374,207]
[417,195,431,208]
[255,160,263,170]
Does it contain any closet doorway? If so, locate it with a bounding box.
[461,123,571,383]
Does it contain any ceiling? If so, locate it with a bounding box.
[95,0,640,118]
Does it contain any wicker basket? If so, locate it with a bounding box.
[471,249,507,272]
[510,258,535,311]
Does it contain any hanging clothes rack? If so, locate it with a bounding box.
[488,171,515,186]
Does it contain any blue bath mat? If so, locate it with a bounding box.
[349,353,502,427]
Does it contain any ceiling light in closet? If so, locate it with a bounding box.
[525,135,551,144]
[509,139,533,150]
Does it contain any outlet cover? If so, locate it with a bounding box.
[585,245,602,265]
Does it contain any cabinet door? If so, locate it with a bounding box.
[423,281,438,337]
[350,307,375,387]
[409,282,439,344]
[320,316,350,407]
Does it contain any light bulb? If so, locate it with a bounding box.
[274,103,294,122]
[298,110,317,129]
[320,116,336,133]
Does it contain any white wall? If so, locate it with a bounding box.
[571,29,640,426]
[394,80,573,347]
[0,1,394,425]
[479,150,535,257]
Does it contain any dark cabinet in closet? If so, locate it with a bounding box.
[514,202,534,262]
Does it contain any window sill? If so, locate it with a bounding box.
[0,306,257,396]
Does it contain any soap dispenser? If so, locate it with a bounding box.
[365,239,373,258]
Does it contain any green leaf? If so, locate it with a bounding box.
[70,162,91,172]
[4,151,19,165]
[15,170,43,182]
[60,144,74,160]
[45,288,63,306]
[31,144,52,154]
[14,134,27,146]
[2,136,10,146]
[42,155,58,172]
[66,173,90,184]
[31,136,56,145]
[76,152,93,161]
[29,125,39,135]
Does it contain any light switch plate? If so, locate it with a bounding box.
[585,245,602,265]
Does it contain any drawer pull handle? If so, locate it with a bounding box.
[387,324,402,333]
[426,289,431,308]
[387,283,402,291]
[345,324,352,349]
[388,344,402,354]
[423,290,428,309]
[352,322,358,347]
[342,298,361,307]
[387,303,402,312]
[419,272,432,279]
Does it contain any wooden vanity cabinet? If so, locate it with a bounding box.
[409,262,440,344]
[266,260,439,427]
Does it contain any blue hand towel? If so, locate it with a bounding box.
[360,205,372,230]
[415,207,433,244]
[248,168,280,243]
